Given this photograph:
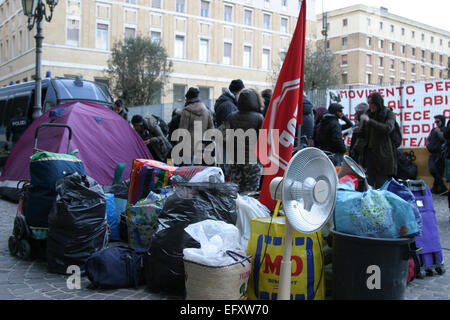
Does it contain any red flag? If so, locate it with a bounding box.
[257,0,306,211]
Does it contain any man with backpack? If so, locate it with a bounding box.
[359,92,398,188]
[131,114,172,163]
[426,115,447,194]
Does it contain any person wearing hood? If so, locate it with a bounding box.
[178,87,214,163]
[317,103,353,166]
[296,94,315,148]
[214,79,245,127]
[225,88,264,193]
[312,106,327,147]
[359,91,397,188]
[426,114,448,194]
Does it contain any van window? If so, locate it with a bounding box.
[0,100,7,127]
[53,79,112,103]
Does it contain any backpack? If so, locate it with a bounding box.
[85,246,147,289]
[391,120,402,149]
[395,150,418,180]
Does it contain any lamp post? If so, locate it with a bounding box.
[22,0,58,120]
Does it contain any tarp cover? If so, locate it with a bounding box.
[0,101,151,188]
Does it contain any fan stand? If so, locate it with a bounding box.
[278,217,294,300]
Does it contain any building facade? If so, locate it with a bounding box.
[317,5,450,88]
[0,0,319,107]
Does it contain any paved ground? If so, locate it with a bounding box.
[0,193,449,300]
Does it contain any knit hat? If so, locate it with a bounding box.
[131,114,144,126]
[185,87,200,100]
[229,79,245,94]
[355,102,369,113]
[328,103,344,115]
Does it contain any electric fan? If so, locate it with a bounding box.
[338,155,371,191]
[269,147,338,300]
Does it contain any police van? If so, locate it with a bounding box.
[0,76,114,143]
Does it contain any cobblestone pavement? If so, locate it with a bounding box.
[0,194,449,300]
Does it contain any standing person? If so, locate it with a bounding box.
[443,118,450,215]
[349,102,369,164]
[178,87,214,164]
[6,108,28,150]
[225,88,264,193]
[113,99,128,121]
[261,88,272,116]
[131,114,172,163]
[312,106,327,148]
[426,115,447,194]
[214,79,245,127]
[168,108,183,144]
[359,91,397,188]
[296,94,314,148]
[317,103,353,166]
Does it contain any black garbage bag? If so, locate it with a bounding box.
[47,173,108,275]
[144,182,238,295]
[103,179,130,200]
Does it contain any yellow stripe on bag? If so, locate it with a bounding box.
[246,215,325,300]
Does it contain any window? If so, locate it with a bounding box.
[430,36,434,43]
[280,17,288,33]
[200,1,209,17]
[390,42,395,52]
[263,13,271,30]
[390,59,395,70]
[367,18,371,26]
[174,35,185,59]
[341,54,348,65]
[199,39,209,62]
[401,28,405,36]
[401,61,406,72]
[125,0,136,4]
[366,54,372,66]
[378,39,384,49]
[96,23,109,50]
[262,48,270,70]
[431,53,434,64]
[421,66,425,75]
[421,49,425,59]
[244,9,252,26]
[18,30,22,54]
[243,45,252,68]
[366,73,372,84]
[411,64,416,74]
[378,57,383,67]
[411,47,415,56]
[280,50,287,64]
[421,33,425,41]
[378,76,384,85]
[67,19,80,47]
[124,27,136,40]
[390,25,394,32]
[411,30,415,38]
[223,42,232,65]
[150,30,161,44]
[401,45,405,55]
[343,18,347,26]
[366,37,372,47]
[176,0,185,13]
[224,5,233,22]
[430,68,434,77]
[151,0,161,8]
[379,21,383,30]
[173,84,186,108]
[11,35,15,58]
[282,0,287,8]
[342,37,347,47]
[341,73,348,84]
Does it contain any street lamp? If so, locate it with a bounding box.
[22,0,58,120]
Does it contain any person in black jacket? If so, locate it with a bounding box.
[296,95,314,148]
[113,99,128,121]
[225,88,264,193]
[214,79,245,127]
[443,118,450,213]
[426,115,447,194]
[317,103,353,166]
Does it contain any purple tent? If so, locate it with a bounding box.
[0,101,151,199]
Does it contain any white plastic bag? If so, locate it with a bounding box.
[183,220,243,267]
[235,195,270,251]
[188,167,225,183]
